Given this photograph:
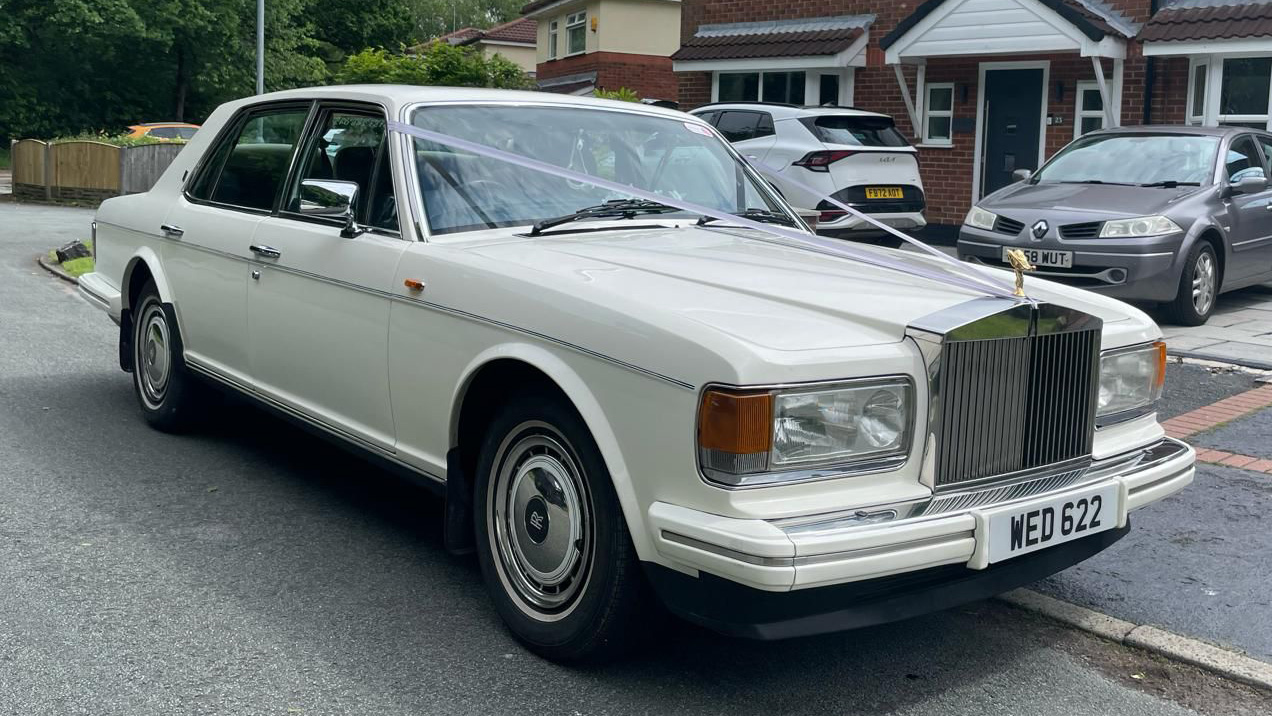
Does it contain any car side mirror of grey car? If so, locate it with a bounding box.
[299,179,364,238]
[1227,174,1269,197]
[1012,168,1033,182]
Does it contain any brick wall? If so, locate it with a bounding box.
[676,0,1194,223]
[538,51,678,100]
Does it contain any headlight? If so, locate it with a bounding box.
[1098,215,1181,238]
[698,379,913,487]
[1097,342,1166,418]
[963,206,998,231]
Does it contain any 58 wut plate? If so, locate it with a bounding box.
[983,482,1119,564]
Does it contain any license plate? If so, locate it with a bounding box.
[1002,246,1073,268]
[865,187,904,199]
[984,482,1119,564]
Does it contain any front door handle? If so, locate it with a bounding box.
[160,224,184,238]
[250,244,281,259]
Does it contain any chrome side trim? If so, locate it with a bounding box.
[661,531,790,567]
[184,358,446,486]
[105,224,695,391]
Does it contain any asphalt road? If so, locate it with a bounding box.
[2,203,1268,715]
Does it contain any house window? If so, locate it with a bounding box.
[923,83,953,144]
[819,74,839,106]
[1075,81,1105,138]
[715,71,805,104]
[548,20,558,59]
[1219,57,1272,128]
[1188,62,1207,124]
[566,12,586,56]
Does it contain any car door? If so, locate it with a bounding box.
[1220,134,1272,282]
[246,103,407,451]
[716,110,778,164]
[161,102,312,385]
[1252,134,1272,277]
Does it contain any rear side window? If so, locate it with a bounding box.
[1256,136,1272,172]
[800,115,910,147]
[148,127,180,139]
[716,111,761,142]
[694,110,720,126]
[189,106,311,211]
[1226,136,1265,182]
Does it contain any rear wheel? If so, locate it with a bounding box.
[473,390,652,663]
[1166,242,1217,326]
[131,281,202,432]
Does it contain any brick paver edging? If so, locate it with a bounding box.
[1161,383,1272,474]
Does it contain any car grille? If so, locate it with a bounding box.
[933,326,1100,489]
[1060,221,1102,240]
[993,216,1024,236]
[819,185,926,215]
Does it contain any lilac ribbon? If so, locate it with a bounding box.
[388,120,1025,302]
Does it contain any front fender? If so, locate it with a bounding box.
[451,343,652,559]
[1179,218,1229,287]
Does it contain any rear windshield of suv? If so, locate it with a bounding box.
[800,115,910,147]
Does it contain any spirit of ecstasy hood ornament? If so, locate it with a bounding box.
[1006,249,1036,297]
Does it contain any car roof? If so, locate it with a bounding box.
[234,85,700,124]
[1088,124,1268,138]
[134,122,200,128]
[689,102,889,120]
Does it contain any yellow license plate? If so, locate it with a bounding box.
[865,187,904,199]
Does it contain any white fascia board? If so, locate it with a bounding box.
[674,34,868,73]
[885,0,1095,63]
[1143,38,1272,56]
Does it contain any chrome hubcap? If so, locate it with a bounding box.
[136,302,171,408]
[1192,252,1216,316]
[489,424,592,617]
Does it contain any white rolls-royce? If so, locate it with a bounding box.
[79,86,1194,663]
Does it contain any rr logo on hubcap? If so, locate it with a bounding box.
[525,496,550,544]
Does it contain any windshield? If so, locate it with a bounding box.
[1032,133,1219,186]
[799,115,910,147]
[409,105,786,235]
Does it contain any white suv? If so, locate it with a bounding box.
[691,103,926,236]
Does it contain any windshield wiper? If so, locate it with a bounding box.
[697,208,797,228]
[1056,180,1136,186]
[1139,180,1202,188]
[529,199,681,236]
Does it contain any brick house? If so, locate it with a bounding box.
[673,0,1272,232]
[429,17,539,75]
[522,0,682,99]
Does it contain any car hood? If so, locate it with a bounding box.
[458,225,1138,353]
[982,181,1202,220]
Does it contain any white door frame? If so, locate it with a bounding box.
[972,60,1050,202]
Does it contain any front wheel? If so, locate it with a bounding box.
[473,391,652,663]
[131,281,203,432]
[1166,242,1218,326]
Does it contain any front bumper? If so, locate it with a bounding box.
[78,271,123,324]
[646,438,1192,636]
[820,211,926,234]
[956,227,1184,302]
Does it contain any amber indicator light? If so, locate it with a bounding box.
[404,278,425,291]
[1153,341,1167,387]
[698,389,773,454]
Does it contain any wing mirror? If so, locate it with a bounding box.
[1227,174,1268,197]
[1012,168,1033,182]
[299,179,365,238]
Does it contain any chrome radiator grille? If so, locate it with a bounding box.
[933,326,1100,489]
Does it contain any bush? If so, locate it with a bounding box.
[335,44,532,90]
[51,132,175,147]
[593,87,640,103]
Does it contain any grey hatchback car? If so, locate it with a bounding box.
[958,126,1272,324]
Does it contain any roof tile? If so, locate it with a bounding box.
[1141,2,1272,42]
[671,27,865,61]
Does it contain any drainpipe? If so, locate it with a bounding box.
[1142,0,1160,124]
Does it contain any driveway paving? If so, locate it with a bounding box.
[1192,408,1272,461]
[2,202,1269,715]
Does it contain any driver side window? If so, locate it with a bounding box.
[286,109,398,231]
[1226,136,1265,182]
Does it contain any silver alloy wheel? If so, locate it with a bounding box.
[135,300,172,410]
[1192,251,1216,316]
[487,421,594,620]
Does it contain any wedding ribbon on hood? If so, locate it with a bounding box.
[388,120,1025,302]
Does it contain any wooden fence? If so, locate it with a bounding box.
[11,139,186,202]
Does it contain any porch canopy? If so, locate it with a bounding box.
[672,15,873,72]
[880,0,1135,132]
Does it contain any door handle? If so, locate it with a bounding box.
[160,224,184,238]
[250,244,281,259]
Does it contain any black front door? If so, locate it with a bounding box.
[982,68,1045,195]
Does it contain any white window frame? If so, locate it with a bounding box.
[712,69,849,104]
[565,11,587,57]
[922,82,954,145]
[1186,53,1272,130]
[1074,80,1106,138]
[548,19,558,60]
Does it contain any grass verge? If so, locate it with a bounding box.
[47,241,94,278]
